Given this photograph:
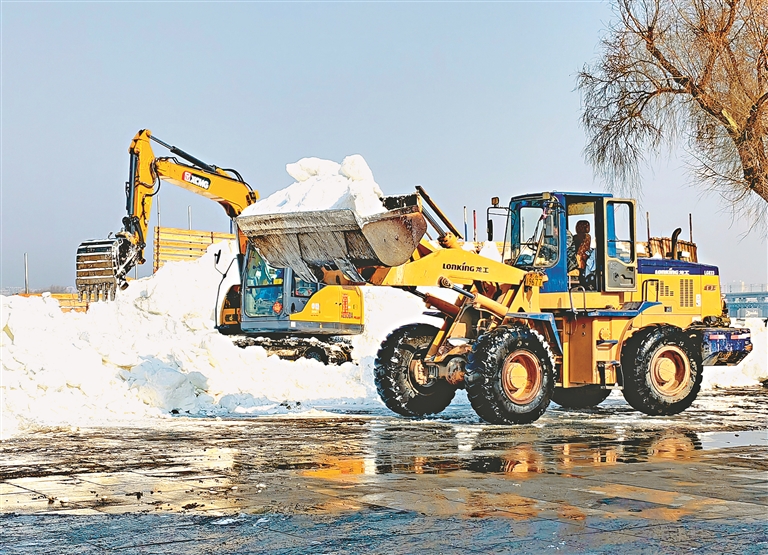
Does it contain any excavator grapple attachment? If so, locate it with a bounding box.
[75,237,137,301]
[236,194,427,283]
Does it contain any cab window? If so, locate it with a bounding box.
[509,201,559,268]
[243,250,284,317]
[606,201,634,263]
[292,276,319,298]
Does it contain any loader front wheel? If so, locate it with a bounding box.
[374,323,456,416]
[465,326,555,424]
[552,386,611,409]
[621,326,702,416]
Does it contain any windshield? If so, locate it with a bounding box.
[508,198,560,269]
[243,248,284,317]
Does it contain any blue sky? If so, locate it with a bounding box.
[1,1,765,289]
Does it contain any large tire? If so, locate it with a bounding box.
[373,323,457,416]
[465,325,555,424]
[621,326,702,416]
[552,385,611,409]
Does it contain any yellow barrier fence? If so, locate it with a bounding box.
[153,226,236,272]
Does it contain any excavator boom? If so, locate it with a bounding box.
[76,130,257,301]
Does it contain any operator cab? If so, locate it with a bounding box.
[239,244,320,329]
[488,192,637,294]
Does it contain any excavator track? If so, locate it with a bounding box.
[231,336,353,365]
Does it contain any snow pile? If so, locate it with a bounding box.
[462,240,503,262]
[703,318,767,388]
[1,241,433,440]
[241,155,387,218]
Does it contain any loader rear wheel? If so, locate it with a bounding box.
[621,326,702,416]
[374,323,457,416]
[465,326,555,425]
[552,386,611,409]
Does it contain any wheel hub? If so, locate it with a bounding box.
[410,359,431,387]
[501,350,542,405]
[650,345,692,398]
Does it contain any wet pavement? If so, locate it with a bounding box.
[1,387,767,554]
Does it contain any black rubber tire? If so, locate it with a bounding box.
[465,325,555,424]
[373,323,457,416]
[552,386,611,409]
[621,326,702,416]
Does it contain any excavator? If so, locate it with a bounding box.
[237,188,753,423]
[75,130,362,363]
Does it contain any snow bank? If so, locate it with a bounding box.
[1,242,433,440]
[462,240,503,263]
[703,318,767,388]
[240,155,386,218]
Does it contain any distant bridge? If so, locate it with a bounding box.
[724,287,768,318]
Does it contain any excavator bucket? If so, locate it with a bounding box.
[75,237,137,301]
[236,194,427,283]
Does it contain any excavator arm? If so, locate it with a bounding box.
[76,129,258,301]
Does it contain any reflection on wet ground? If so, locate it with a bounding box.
[1,388,767,554]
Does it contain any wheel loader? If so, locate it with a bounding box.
[75,130,362,363]
[237,189,753,423]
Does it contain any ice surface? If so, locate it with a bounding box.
[1,241,436,440]
[240,155,386,218]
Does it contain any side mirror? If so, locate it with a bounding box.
[214,250,221,264]
[487,219,494,241]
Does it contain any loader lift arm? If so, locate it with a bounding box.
[76,129,259,301]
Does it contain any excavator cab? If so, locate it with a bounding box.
[496,192,637,294]
[220,244,364,337]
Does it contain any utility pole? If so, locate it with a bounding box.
[24,253,29,294]
[188,206,192,230]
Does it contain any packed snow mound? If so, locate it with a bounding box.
[1,241,435,440]
[462,240,503,263]
[703,318,767,388]
[241,155,386,219]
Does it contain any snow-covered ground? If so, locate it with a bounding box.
[1,241,443,440]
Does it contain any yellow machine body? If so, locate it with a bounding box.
[76,130,364,363]
[237,188,751,422]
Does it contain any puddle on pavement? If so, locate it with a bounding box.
[698,430,767,450]
[297,430,710,479]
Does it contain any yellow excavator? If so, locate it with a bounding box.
[237,189,753,423]
[76,130,363,363]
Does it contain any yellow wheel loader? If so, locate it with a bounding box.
[237,189,753,423]
[76,130,362,364]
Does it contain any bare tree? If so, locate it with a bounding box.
[579,0,768,228]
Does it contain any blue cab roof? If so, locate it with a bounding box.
[508,191,614,204]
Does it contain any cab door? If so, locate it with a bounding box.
[603,199,637,291]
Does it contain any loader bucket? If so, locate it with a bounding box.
[75,237,137,301]
[236,193,427,283]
